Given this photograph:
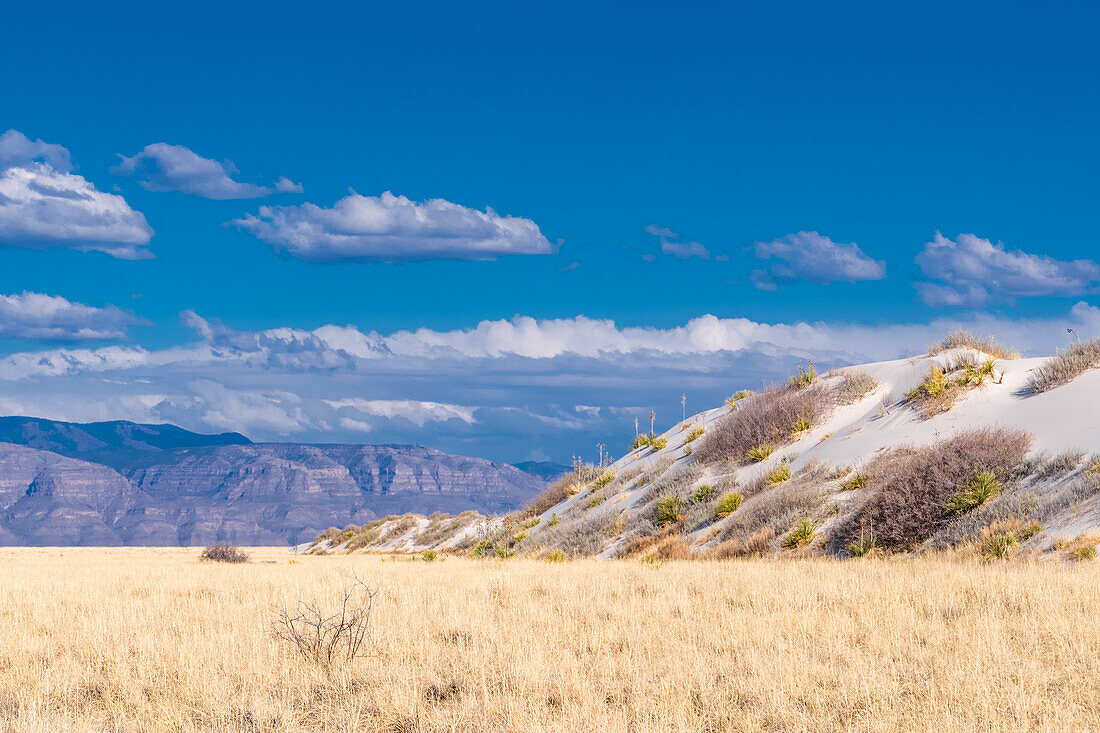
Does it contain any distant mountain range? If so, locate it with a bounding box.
[0,416,557,546]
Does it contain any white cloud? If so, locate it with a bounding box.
[326,398,476,426]
[644,224,713,260]
[232,191,556,262]
[0,292,142,341]
[752,231,885,289]
[0,162,153,259]
[274,176,304,194]
[0,130,72,171]
[113,143,294,200]
[915,232,1100,308]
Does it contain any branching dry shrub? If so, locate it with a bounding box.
[272,575,376,665]
[835,428,1031,553]
[708,528,775,558]
[1026,337,1100,394]
[200,543,248,563]
[929,329,1019,360]
[696,383,834,465]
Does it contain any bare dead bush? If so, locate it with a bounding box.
[929,330,1019,360]
[834,427,1030,553]
[199,543,248,563]
[273,575,377,666]
[695,383,834,465]
[1026,337,1100,394]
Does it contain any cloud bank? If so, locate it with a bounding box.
[233,191,555,262]
[3,305,1098,461]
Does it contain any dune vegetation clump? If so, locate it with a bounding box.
[712,492,744,519]
[631,433,668,451]
[929,329,1020,360]
[1026,337,1100,394]
[835,427,1030,553]
[695,382,833,466]
[726,389,755,406]
[782,518,818,549]
[905,356,998,417]
[838,370,879,404]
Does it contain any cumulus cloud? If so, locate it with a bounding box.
[0,292,143,342]
[274,176,304,194]
[113,143,301,200]
[915,232,1100,308]
[0,130,72,171]
[0,130,153,258]
[751,231,886,290]
[232,191,556,262]
[644,224,713,260]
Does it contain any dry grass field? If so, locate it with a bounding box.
[1,549,1099,732]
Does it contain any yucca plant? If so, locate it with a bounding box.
[947,470,1002,513]
[839,472,868,491]
[712,492,744,519]
[747,444,774,462]
[765,464,792,486]
[782,518,817,549]
[691,484,718,503]
[654,496,685,526]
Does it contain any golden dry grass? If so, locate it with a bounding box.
[2,548,1099,732]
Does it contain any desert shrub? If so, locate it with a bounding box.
[654,496,685,526]
[782,518,818,549]
[1027,337,1100,394]
[978,519,1024,559]
[691,484,718,503]
[417,511,480,548]
[200,543,249,563]
[710,527,777,558]
[696,383,834,465]
[764,464,792,486]
[524,464,601,517]
[838,370,879,404]
[272,575,376,665]
[789,361,817,389]
[547,514,560,527]
[929,329,1019,360]
[727,390,755,406]
[847,534,876,558]
[544,549,567,562]
[834,428,1030,552]
[422,549,439,562]
[747,444,774,462]
[631,433,668,451]
[946,470,1003,513]
[793,415,812,433]
[313,527,345,545]
[713,492,744,518]
[592,470,617,489]
[685,427,705,443]
[346,520,386,551]
[839,472,868,491]
[585,495,605,509]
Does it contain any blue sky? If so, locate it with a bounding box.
[2,1,1100,462]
